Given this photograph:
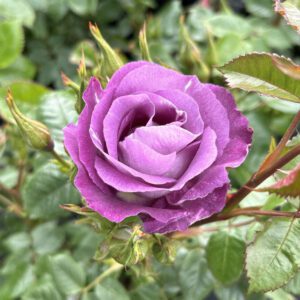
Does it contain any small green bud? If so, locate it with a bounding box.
[179,16,209,81]
[75,51,87,114]
[89,22,123,78]
[139,23,152,62]
[6,90,54,151]
[61,72,80,92]
[152,236,176,264]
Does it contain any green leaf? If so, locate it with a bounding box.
[37,91,77,153]
[246,219,300,293]
[0,21,24,69]
[50,253,86,295]
[275,0,300,34]
[179,249,214,300]
[0,56,36,85]
[94,278,130,300]
[206,232,245,285]
[4,232,31,252]
[22,279,63,300]
[284,271,300,294]
[245,0,274,18]
[68,0,98,16]
[0,81,48,122]
[219,53,300,103]
[22,163,80,219]
[130,283,162,300]
[207,14,252,38]
[0,0,35,28]
[32,222,65,255]
[257,164,300,198]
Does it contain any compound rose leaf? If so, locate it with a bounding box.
[219,53,300,103]
[246,219,300,293]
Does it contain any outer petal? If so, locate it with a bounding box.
[114,63,196,97]
[185,78,231,156]
[64,124,185,224]
[143,184,228,233]
[76,78,109,193]
[207,84,253,168]
[90,62,150,150]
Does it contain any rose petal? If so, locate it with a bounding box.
[76,78,109,193]
[64,124,185,223]
[103,94,155,159]
[207,84,252,167]
[90,61,149,151]
[129,124,198,155]
[114,63,196,97]
[185,78,231,156]
[119,136,176,176]
[155,89,204,134]
[143,184,228,233]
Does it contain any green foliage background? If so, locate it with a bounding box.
[1,0,300,299]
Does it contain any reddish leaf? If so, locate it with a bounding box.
[258,164,300,197]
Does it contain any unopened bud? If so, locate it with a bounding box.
[179,16,209,81]
[61,72,80,92]
[75,51,87,114]
[6,90,54,151]
[139,23,152,62]
[77,50,87,79]
[89,22,123,78]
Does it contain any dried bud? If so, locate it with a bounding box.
[6,90,54,151]
[152,235,176,264]
[89,22,123,78]
[139,23,152,62]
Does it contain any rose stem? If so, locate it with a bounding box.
[257,110,300,174]
[225,144,300,211]
[50,149,70,168]
[0,194,25,218]
[172,219,255,239]
[81,263,123,295]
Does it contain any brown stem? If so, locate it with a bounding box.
[173,219,255,239]
[0,182,19,199]
[0,194,25,218]
[225,144,300,211]
[258,110,300,174]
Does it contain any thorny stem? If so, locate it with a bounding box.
[81,263,123,295]
[225,144,300,211]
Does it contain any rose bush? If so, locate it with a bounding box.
[64,61,252,233]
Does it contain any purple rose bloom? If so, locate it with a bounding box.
[64,61,252,233]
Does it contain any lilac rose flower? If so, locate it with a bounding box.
[64,61,252,233]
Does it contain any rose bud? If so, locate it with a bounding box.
[179,16,209,81]
[89,22,123,78]
[139,23,152,62]
[6,90,54,152]
[64,61,252,234]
